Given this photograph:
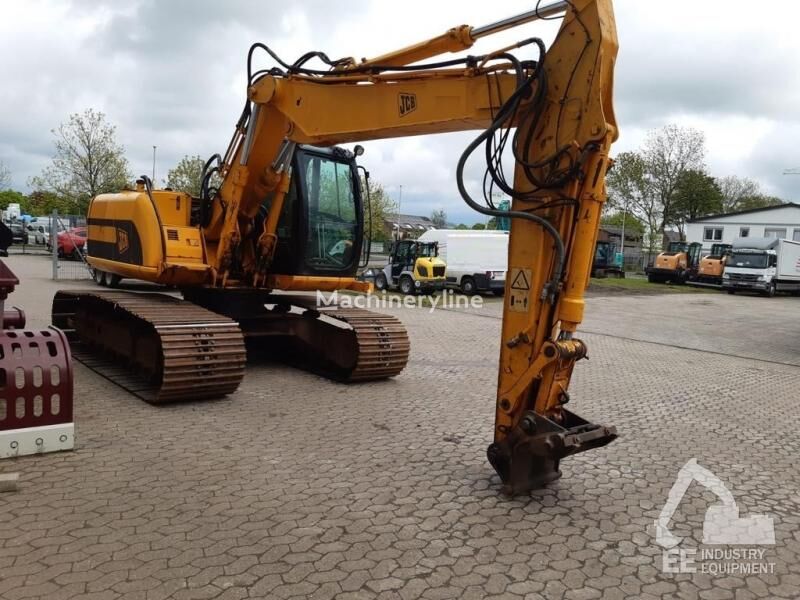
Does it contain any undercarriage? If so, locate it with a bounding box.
[52,289,409,403]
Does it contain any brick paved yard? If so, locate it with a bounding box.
[1,254,799,600]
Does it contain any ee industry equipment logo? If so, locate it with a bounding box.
[654,459,775,575]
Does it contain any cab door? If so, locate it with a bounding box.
[391,241,411,280]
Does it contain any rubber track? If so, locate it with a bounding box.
[53,290,246,403]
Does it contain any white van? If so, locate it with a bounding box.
[417,229,508,295]
[25,217,64,245]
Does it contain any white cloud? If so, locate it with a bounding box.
[1,0,799,222]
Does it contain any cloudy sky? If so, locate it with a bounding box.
[1,0,799,224]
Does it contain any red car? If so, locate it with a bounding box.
[57,227,87,258]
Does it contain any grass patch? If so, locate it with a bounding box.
[588,276,717,295]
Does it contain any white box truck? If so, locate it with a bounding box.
[417,229,508,295]
[722,237,800,297]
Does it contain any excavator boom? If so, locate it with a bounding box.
[208,0,620,492]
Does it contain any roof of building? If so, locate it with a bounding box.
[687,202,800,223]
[599,224,643,241]
[384,213,435,231]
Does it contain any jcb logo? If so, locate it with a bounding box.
[398,93,417,117]
[116,228,129,254]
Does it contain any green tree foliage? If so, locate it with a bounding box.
[670,169,723,237]
[607,125,705,252]
[471,222,486,230]
[24,191,73,216]
[642,124,705,245]
[30,109,131,214]
[430,209,447,228]
[606,151,657,251]
[455,223,469,230]
[362,175,397,242]
[736,194,784,211]
[0,190,26,212]
[718,175,761,212]
[601,210,645,236]
[166,154,206,197]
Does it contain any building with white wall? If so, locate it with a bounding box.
[686,203,800,251]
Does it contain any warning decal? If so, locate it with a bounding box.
[508,268,532,313]
[510,269,530,291]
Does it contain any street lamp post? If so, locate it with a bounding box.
[152,145,157,182]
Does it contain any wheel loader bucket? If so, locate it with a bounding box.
[0,260,74,458]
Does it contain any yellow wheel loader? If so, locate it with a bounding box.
[373,240,446,294]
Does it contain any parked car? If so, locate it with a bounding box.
[7,222,26,244]
[26,222,49,245]
[56,227,87,258]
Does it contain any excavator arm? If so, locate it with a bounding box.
[202,0,619,493]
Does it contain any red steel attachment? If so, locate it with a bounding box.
[0,259,74,458]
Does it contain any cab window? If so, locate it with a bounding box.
[301,153,358,270]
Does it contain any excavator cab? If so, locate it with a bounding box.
[267,145,364,279]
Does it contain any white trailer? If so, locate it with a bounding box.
[722,237,800,296]
[417,229,508,294]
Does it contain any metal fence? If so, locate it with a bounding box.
[50,211,92,281]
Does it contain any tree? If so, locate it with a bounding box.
[606,151,659,254]
[166,155,206,197]
[471,222,486,230]
[362,176,397,242]
[430,209,447,228]
[455,223,469,230]
[30,109,131,213]
[601,210,645,236]
[24,191,72,216]
[718,175,761,212]
[0,160,10,190]
[736,194,784,211]
[0,190,26,212]
[641,124,705,245]
[670,169,723,237]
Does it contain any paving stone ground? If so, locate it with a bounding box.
[1,253,799,600]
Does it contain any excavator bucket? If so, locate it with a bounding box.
[0,259,74,458]
[487,409,617,495]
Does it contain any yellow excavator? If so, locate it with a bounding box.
[52,0,619,494]
[647,241,703,284]
[696,243,732,285]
